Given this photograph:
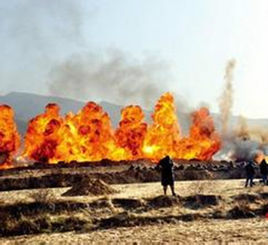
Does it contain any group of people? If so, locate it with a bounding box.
[157,155,268,195]
[245,158,268,187]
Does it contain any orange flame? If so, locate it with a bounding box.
[0,105,20,169]
[177,107,221,160]
[23,103,62,163]
[59,101,127,162]
[19,92,222,164]
[23,102,127,163]
[143,92,181,160]
[115,105,147,159]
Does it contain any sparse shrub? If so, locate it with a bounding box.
[29,189,56,203]
[104,195,118,214]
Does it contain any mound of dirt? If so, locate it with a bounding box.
[1,215,88,237]
[97,211,203,229]
[227,205,256,219]
[148,195,181,208]
[233,193,260,203]
[184,194,220,209]
[62,178,117,197]
[112,198,145,209]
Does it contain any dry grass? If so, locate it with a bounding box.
[29,189,56,203]
[104,194,119,214]
[1,179,268,244]
[188,180,215,195]
[2,219,268,244]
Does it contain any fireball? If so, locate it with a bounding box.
[0,105,20,169]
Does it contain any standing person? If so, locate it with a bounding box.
[259,158,268,185]
[158,155,176,196]
[245,160,255,187]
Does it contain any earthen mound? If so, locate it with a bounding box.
[62,178,117,196]
[148,195,181,208]
[233,193,260,203]
[112,198,144,209]
[227,205,256,219]
[184,194,220,209]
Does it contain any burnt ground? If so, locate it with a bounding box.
[0,159,248,191]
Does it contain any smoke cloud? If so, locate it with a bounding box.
[232,116,268,158]
[1,1,190,117]
[216,59,268,162]
[0,0,89,92]
[218,59,236,136]
[48,50,188,111]
[219,115,268,162]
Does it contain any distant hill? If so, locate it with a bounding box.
[0,92,84,121]
[1,92,267,135]
[16,119,28,137]
[0,92,84,134]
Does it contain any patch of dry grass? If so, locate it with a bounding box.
[104,195,119,214]
[2,219,268,244]
[188,181,215,195]
[29,189,56,203]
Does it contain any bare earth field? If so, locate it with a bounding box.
[1,179,268,244]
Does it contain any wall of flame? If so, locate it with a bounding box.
[1,92,222,168]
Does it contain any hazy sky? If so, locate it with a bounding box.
[0,0,268,118]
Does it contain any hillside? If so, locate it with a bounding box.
[1,92,267,135]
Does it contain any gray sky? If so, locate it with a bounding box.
[0,0,268,118]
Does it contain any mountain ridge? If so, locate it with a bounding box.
[1,92,267,135]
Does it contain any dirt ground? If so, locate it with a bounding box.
[0,178,265,204]
[0,160,246,192]
[0,179,268,244]
[2,219,267,244]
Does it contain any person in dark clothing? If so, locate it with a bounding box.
[158,155,176,196]
[245,160,256,187]
[259,159,268,185]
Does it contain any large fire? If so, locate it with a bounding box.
[143,94,221,161]
[184,107,221,161]
[1,92,222,167]
[115,105,147,159]
[142,93,181,160]
[0,105,20,169]
[23,102,127,163]
[22,92,220,164]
